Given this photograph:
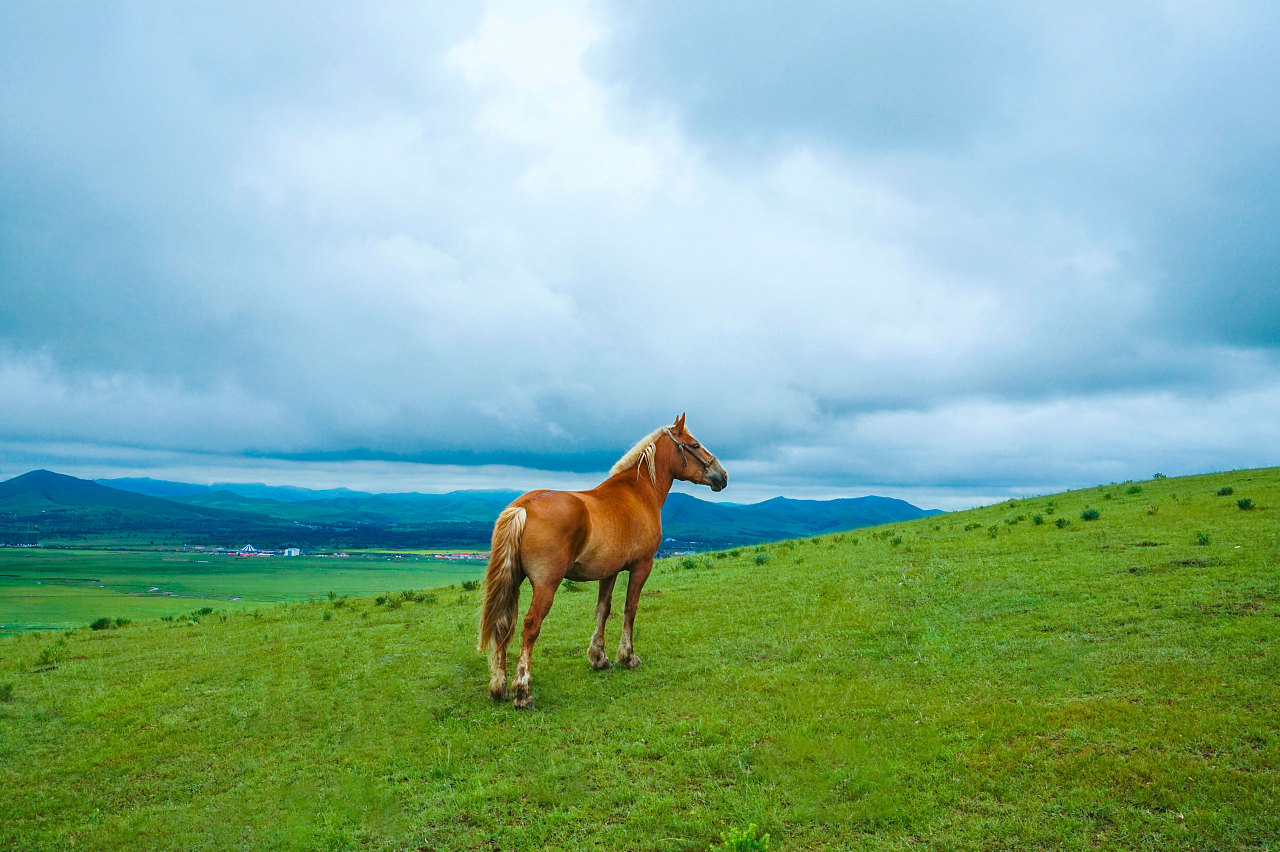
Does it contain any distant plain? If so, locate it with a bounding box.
[0,549,485,632]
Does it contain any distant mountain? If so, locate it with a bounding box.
[661,492,942,548]
[2,470,493,549]
[95,478,379,503]
[91,473,941,549]
[0,470,282,545]
[0,470,252,521]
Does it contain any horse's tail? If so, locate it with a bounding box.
[478,505,527,656]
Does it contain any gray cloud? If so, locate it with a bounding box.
[1,0,1278,506]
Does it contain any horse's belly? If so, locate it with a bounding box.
[567,535,658,581]
[564,562,614,582]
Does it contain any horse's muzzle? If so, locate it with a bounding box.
[706,465,728,492]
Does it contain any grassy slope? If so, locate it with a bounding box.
[0,469,1276,850]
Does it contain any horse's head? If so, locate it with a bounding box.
[664,413,728,492]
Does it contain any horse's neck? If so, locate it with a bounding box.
[616,440,677,507]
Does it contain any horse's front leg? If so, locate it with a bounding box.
[512,581,556,709]
[587,574,617,670]
[616,559,652,669]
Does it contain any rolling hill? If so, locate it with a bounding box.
[1,467,1275,849]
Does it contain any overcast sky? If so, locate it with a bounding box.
[2,1,1278,509]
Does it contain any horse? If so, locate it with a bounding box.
[477,414,728,708]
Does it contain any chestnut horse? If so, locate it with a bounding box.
[478,414,728,708]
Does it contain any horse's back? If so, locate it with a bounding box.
[509,484,661,579]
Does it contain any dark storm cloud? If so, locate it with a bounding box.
[601,0,1280,352]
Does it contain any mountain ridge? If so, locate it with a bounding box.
[2,470,941,549]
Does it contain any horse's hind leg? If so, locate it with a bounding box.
[587,574,617,670]
[512,581,557,709]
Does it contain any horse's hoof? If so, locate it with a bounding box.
[490,686,509,702]
[513,695,535,710]
[622,655,642,669]
[591,657,612,671]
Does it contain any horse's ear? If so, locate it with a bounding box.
[675,412,686,430]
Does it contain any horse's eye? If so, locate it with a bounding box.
[690,443,700,450]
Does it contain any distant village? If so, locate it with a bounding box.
[181,544,489,561]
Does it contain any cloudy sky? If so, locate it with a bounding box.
[2,1,1278,509]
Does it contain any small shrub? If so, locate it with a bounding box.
[196,607,214,616]
[1153,472,1167,479]
[1217,486,1234,496]
[322,610,333,621]
[1195,532,1210,546]
[681,557,699,569]
[1237,498,1254,510]
[1126,485,1143,495]
[0,683,12,703]
[1081,508,1102,521]
[327,591,338,601]
[114,617,130,628]
[711,823,770,852]
[90,617,113,631]
[375,595,388,606]
[889,536,903,547]
[37,640,66,667]
[1032,514,1044,525]
[963,522,982,531]
[461,580,480,591]
[421,593,437,604]
[754,553,770,565]
[1103,493,1114,501]
[1055,517,1071,529]
[987,525,999,538]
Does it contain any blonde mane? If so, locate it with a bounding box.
[609,426,667,480]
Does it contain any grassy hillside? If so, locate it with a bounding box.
[1,469,1277,850]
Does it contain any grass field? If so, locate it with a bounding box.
[1,469,1277,850]
[0,550,486,633]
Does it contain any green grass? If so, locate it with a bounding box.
[0,550,485,633]
[1,468,1277,849]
